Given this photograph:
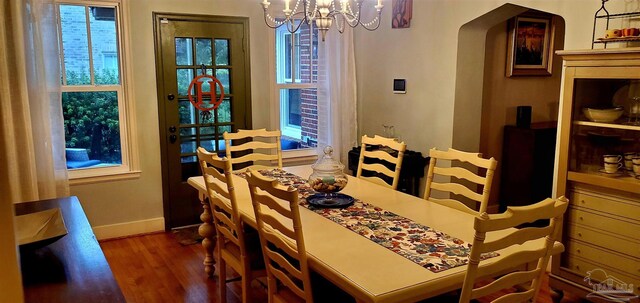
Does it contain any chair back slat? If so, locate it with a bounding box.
[223,129,283,172]
[474,198,558,232]
[247,170,313,303]
[458,196,569,303]
[429,148,496,169]
[258,212,296,240]
[433,166,486,185]
[356,135,407,190]
[362,149,401,163]
[480,226,554,253]
[360,162,396,178]
[472,269,539,298]
[492,290,536,303]
[424,148,497,214]
[430,182,483,202]
[229,140,279,151]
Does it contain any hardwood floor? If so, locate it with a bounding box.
[100,232,585,303]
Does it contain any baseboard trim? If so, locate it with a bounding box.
[93,217,165,240]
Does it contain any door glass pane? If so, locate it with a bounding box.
[196,38,212,66]
[181,156,197,163]
[177,69,194,96]
[216,68,230,94]
[60,5,90,85]
[199,127,217,151]
[180,135,197,154]
[175,38,193,66]
[179,100,197,124]
[90,6,119,85]
[199,109,215,124]
[200,126,215,136]
[218,125,231,134]
[199,138,216,152]
[179,127,196,137]
[217,98,231,123]
[62,91,121,167]
[215,39,229,66]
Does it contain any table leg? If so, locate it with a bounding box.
[197,191,216,277]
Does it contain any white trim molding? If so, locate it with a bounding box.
[92,216,164,240]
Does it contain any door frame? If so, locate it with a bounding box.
[153,13,252,229]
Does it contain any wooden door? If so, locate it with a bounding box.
[154,13,251,228]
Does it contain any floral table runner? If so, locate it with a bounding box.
[240,169,498,273]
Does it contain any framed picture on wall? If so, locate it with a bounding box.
[506,14,555,77]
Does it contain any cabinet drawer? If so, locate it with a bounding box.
[568,208,640,241]
[566,240,640,278]
[570,190,640,220]
[564,257,640,296]
[567,224,640,257]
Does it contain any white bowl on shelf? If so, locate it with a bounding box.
[582,107,624,123]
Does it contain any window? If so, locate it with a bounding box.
[57,0,138,181]
[275,22,319,150]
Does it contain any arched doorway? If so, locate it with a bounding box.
[453,3,566,212]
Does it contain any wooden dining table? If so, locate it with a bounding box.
[188,165,560,303]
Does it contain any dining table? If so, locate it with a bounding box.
[187,165,561,303]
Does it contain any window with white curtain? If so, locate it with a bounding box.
[275,21,319,150]
[56,0,138,181]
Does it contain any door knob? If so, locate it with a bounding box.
[169,134,177,143]
[167,94,175,101]
[169,126,177,133]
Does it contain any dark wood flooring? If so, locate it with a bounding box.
[100,232,585,303]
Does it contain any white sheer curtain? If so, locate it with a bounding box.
[316,29,359,165]
[0,0,69,203]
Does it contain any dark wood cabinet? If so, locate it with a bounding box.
[499,122,557,211]
[16,196,125,303]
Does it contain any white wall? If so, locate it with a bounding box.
[354,0,629,155]
[70,0,272,234]
[70,0,635,234]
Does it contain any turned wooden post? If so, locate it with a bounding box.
[197,191,216,277]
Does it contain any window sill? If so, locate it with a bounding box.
[282,148,318,167]
[68,167,142,186]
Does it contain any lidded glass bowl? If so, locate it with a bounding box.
[308,146,348,193]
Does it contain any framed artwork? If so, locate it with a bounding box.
[392,0,412,29]
[506,14,555,77]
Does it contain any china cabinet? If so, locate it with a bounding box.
[551,48,640,302]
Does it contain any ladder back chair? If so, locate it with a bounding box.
[223,129,283,172]
[197,147,265,303]
[246,170,313,303]
[424,148,497,215]
[356,135,407,190]
[459,196,569,303]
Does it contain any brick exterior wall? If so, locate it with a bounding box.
[298,26,318,147]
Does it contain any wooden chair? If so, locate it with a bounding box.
[423,148,497,215]
[223,128,283,172]
[246,169,313,303]
[356,135,407,190]
[196,147,265,303]
[459,196,569,303]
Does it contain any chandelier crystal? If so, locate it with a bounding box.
[261,0,384,41]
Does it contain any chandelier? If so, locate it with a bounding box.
[261,0,384,41]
